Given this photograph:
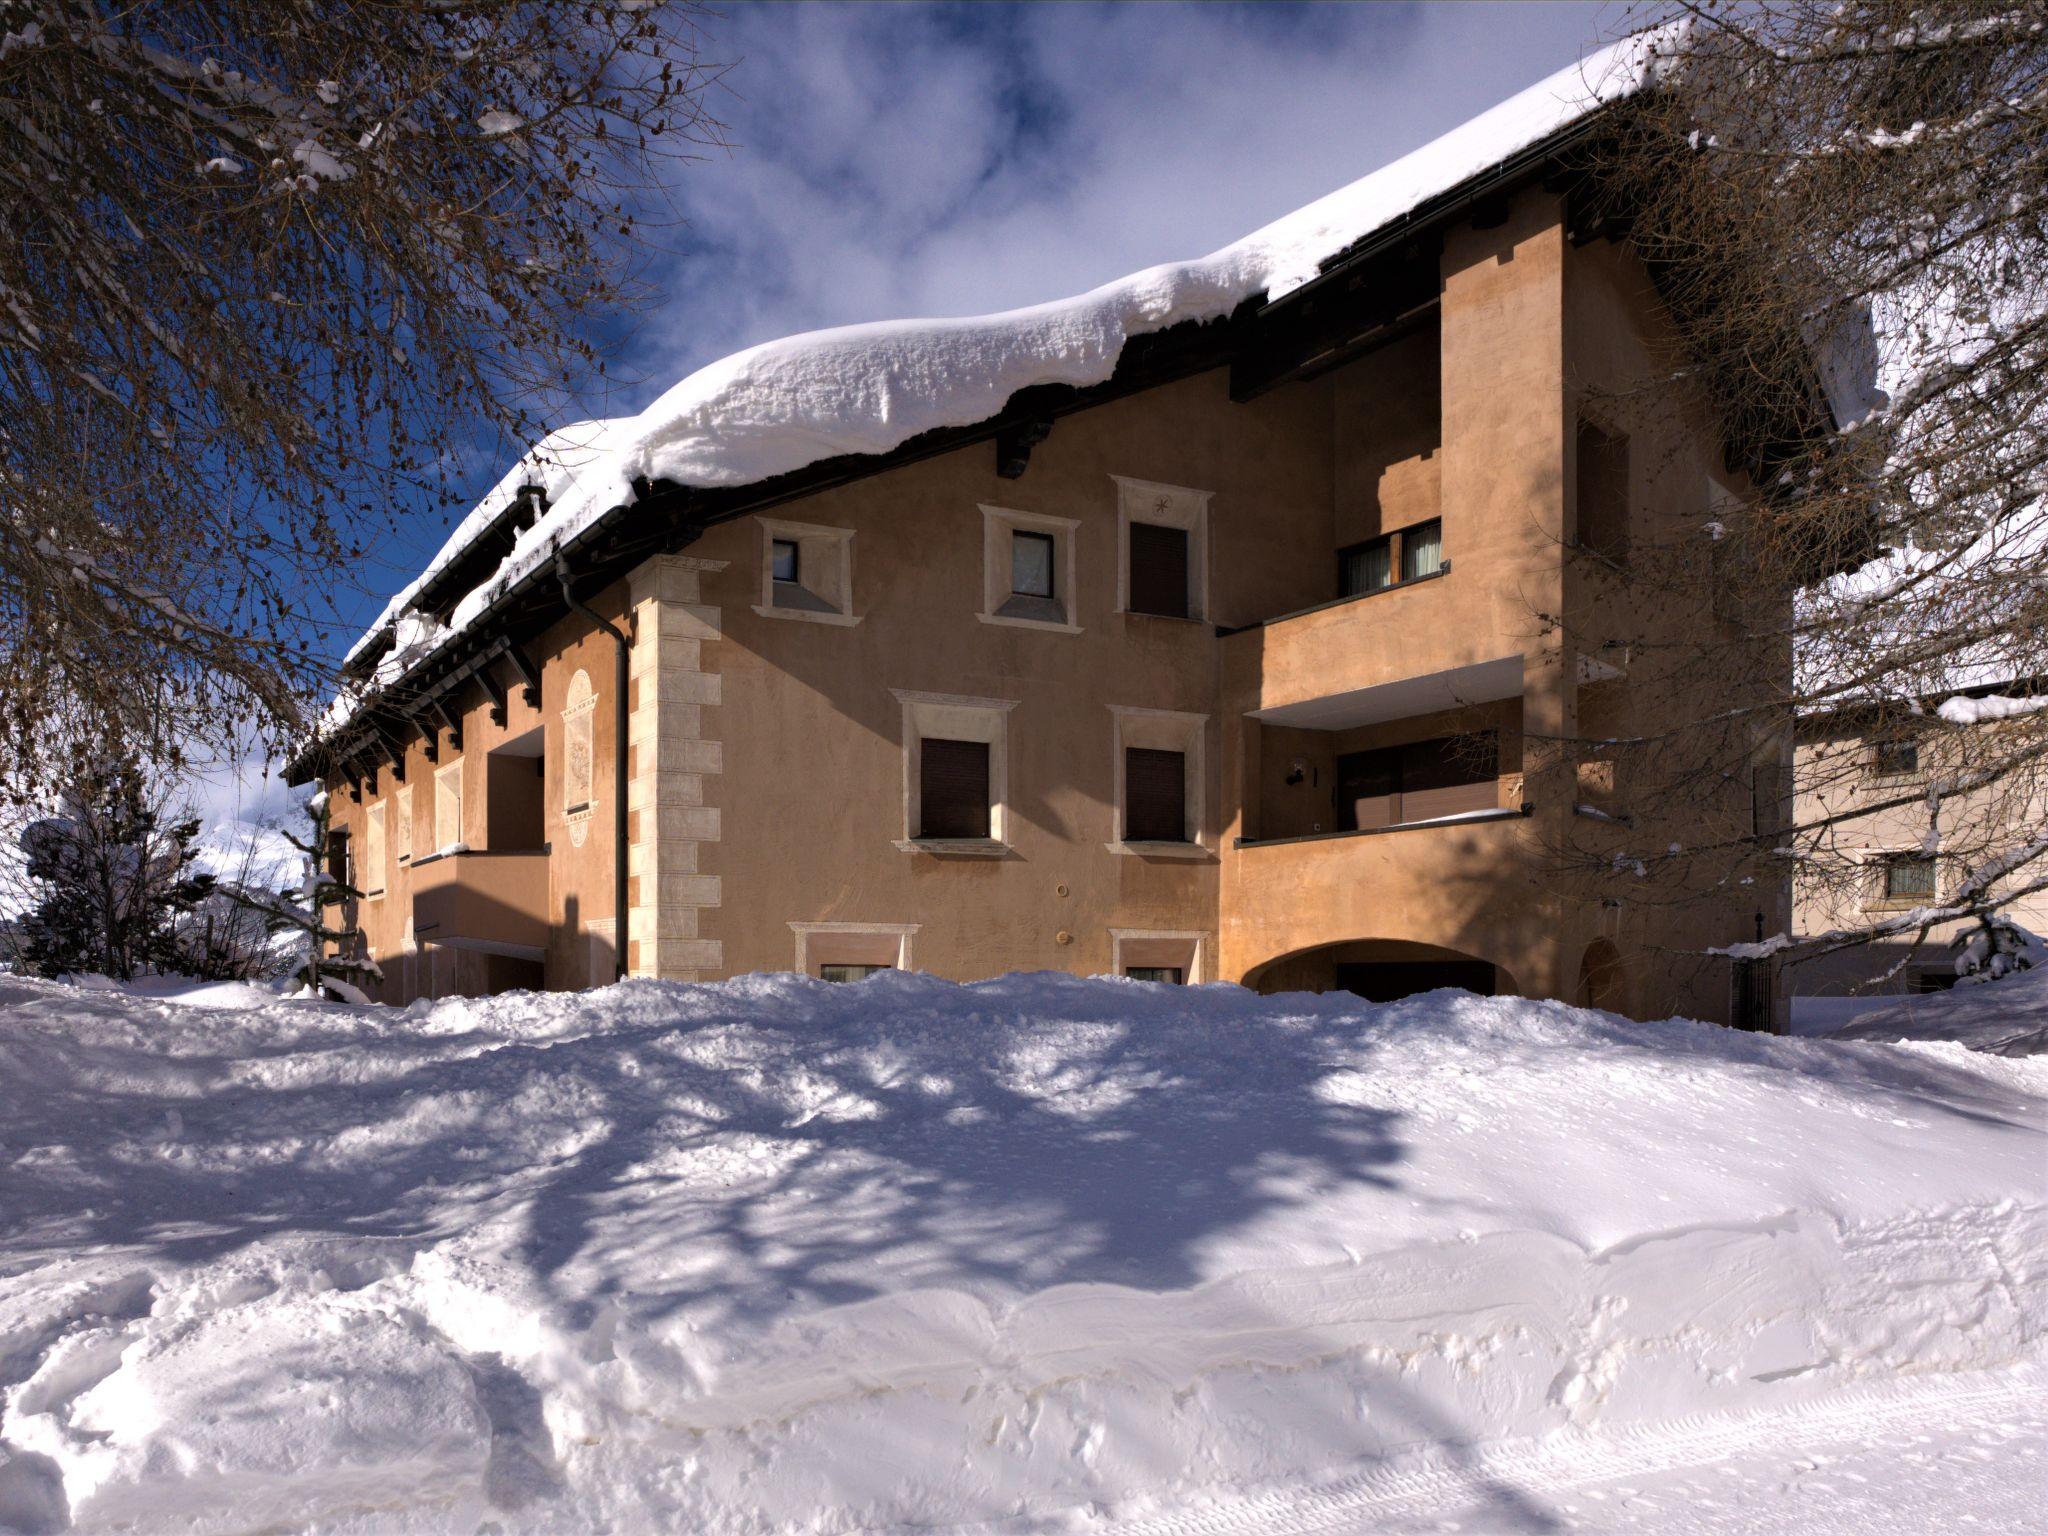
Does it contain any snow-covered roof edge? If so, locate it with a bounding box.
[324,30,1681,739]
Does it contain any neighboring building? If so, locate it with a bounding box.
[1791,690,2048,1000]
[289,48,1812,1025]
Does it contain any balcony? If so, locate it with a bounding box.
[410,848,550,961]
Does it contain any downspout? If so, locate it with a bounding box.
[556,553,632,984]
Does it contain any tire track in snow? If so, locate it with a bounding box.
[1098,1365,2046,1535]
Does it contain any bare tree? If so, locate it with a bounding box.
[0,0,724,800]
[1545,0,2048,984]
[224,785,379,1001]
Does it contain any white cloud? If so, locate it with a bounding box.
[630,2,1620,387]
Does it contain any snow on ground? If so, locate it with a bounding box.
[1815,965,2048,1058]
[0,971,2041,1533]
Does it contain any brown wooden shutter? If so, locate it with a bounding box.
[919,737,991,839]
[1124,747,1187,841]
[1576,421,1630,559]
[1127,521,1190,618]
[1398,732,1499,822]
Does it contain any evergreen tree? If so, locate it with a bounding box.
[15,752,212,980]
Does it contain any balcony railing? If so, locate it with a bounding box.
[1236,802,1531,849]
[411,847,550,961]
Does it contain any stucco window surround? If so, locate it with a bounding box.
[1860,847,1940,913]
[432,761,465,856]
[755,517,861,626]
[562,667,597,849]
[892,688,1019,855]
[978,504,1082,633]
[363,801,387,898]
[1107,704,1210,858]
[395,785,413,865]
[789,921,918,977]
[1113,475,1211,622]
[1110,928,1207,984]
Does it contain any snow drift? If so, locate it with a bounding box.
[0,970,2041,1531]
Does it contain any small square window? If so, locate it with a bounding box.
[819,963,890,983]
[1871,738,1919,778]
[1011,530,1055,599]
[771,538,800,584]
[1882,855,1936,901]
[1126,966,1184,985]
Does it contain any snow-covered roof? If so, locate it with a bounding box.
[332,32,1673,720]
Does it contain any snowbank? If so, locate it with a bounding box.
[345,34,1672,689]
[0,972,2040,1532]
[1819,961,2048,1058]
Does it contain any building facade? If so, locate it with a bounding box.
[301,110,1796,1026]
[1791,701,2048,1000]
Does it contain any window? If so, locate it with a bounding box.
[1338,538,1393,597]
[1108,705,1207,855]
[1115,475,1210,622]
[1882,854,1936,902]
[892,689,1017,852]
[1111,928,1205,983]
[980,505,1081,631]
[790,921,917,977]
[1124,747,1187,842]
[819,963,890,983]
[920,738,990,839]
[435,761,464,852]
[756,518,859,625]
[1337,519,1444,599]
[1870,737,1920,778]
[1400,519,1443,582]
[1012,531,1055,598]
[1336,732,1498,831]
[1128,522,1190,618]
[325,828,350,901]
[1575,419,1631,560]
[363,803,387,896]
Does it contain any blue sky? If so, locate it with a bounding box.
[218,0,1621,829]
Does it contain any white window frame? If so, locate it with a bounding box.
[754,516,861,626]
[434,760,466,856]
[891,688,1019,855]
[1112,474,1212,622]
[363,800,387,898]
[1107,704,1210,858]
[1860,846,1940,913]
[979,504,1083,634]
[1110,928,1207,984]
[789,921,918,977]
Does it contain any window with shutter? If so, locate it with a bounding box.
[1124,746,1187,842]
[1881,854,1936,901]
[1127,521,1190,618]
[919,737,991,839]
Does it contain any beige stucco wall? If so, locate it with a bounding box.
[1791,719,2048,995]
[325,186,1779,1026]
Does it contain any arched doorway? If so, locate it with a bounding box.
[1576,938,1625,1013]
[1245,938,1518,1002]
